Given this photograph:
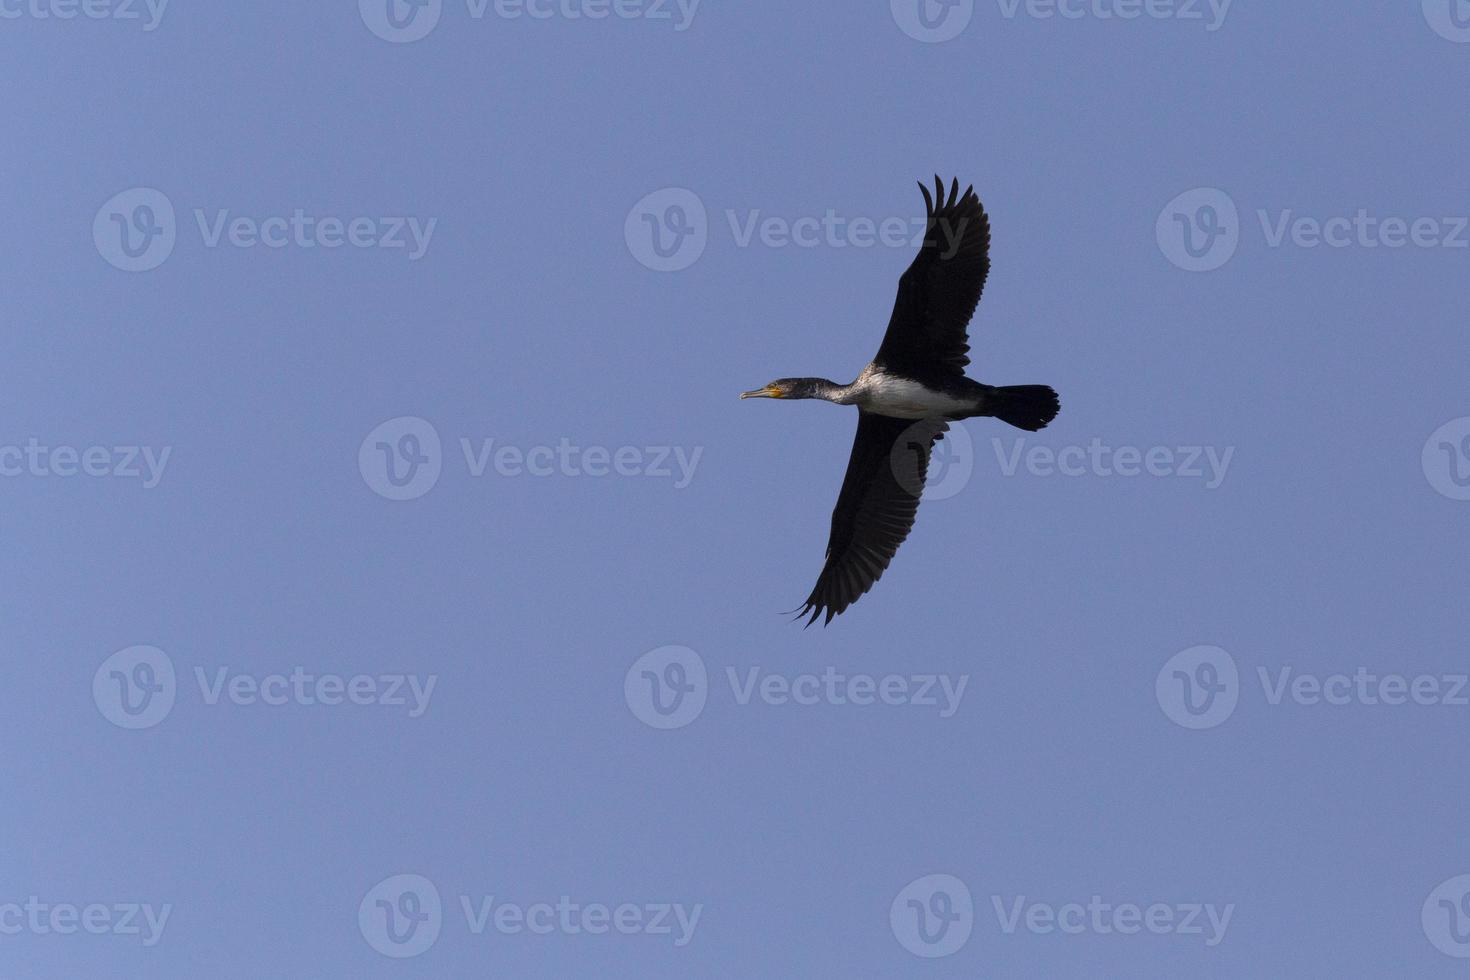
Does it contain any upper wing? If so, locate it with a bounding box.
[873,176,991,382]
[796,413,949,626]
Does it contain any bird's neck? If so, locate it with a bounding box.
[792,378,855,404]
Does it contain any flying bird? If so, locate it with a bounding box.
[741,177,1060,626]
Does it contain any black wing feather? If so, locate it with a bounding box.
[873,177,991,383]
[796,414,949,626]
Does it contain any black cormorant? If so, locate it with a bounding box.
[741,177,1060,626]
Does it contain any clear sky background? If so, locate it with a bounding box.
[4,1,1470,977]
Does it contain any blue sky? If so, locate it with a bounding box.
[4,1,1470,977]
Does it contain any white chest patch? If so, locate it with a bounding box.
[856,375,972,420]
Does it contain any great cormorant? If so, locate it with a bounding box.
[741,177,1060,626]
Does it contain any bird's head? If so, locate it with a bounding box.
[740,378,826,401]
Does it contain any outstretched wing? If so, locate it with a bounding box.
[796,413,949,626]
[873,176,991,383]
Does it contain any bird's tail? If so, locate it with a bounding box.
[989,385,1060,432]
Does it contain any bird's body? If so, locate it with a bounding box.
[742,177,1061,625]
[798,366,988,420]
